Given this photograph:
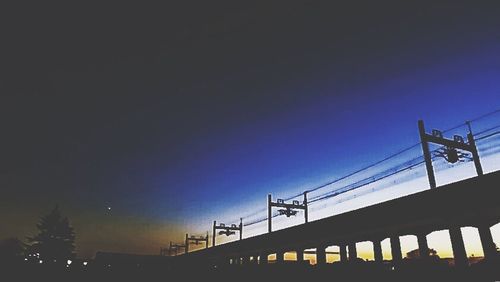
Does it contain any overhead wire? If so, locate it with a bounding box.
[476,130,500,141]
[242,156,430,227]
[308,157,426,204]
[220,108,500,229]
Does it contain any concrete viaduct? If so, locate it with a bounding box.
[177,170,500,268]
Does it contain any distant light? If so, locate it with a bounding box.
[83,261,88,266]
[53,259,57,262]
[107,207,112,211]
[67,259,72,265]
[39,260,43,264]
[24,258,28,261]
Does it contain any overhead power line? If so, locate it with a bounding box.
[220,108,500,229]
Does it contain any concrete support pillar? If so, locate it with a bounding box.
[348,242,357,261]
[296,249,304,263]
[373,239,383,263]
[339,243,348,262]
[449,226,468,268]
[478,224,497,260]
[276,251,284,264]
[260,253,268,265]
[232,257,240,265]
[252,255,259,264]
[417,232,430,260]
[316,246,327,265]
[390,236,402,263]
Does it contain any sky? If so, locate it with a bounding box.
[0,2,500,259]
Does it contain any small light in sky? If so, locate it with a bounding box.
[24,258,28,261]
[107,207,111,211]
[83,261,88,266]
[67,259,72,265]
[39,260,43,264]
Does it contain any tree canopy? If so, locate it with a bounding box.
[27,205,75,262]
[0,237,25,261]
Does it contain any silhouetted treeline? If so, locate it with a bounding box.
[3,253,500,282]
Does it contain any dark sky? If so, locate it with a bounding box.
[1,2,499,258]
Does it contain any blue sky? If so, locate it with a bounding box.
[169,44,500,231]
[1,2,499,258]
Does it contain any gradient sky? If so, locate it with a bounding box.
[1,2,500,259]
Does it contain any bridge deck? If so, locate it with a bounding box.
[183,171,500,259]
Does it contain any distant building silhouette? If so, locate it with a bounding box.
[94,251,172,269]
[406,248,438,260]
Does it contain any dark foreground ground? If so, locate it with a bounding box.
[2,257,500,282]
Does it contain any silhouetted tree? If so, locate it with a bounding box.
[27,205,75,263]
[0,237,25,262]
